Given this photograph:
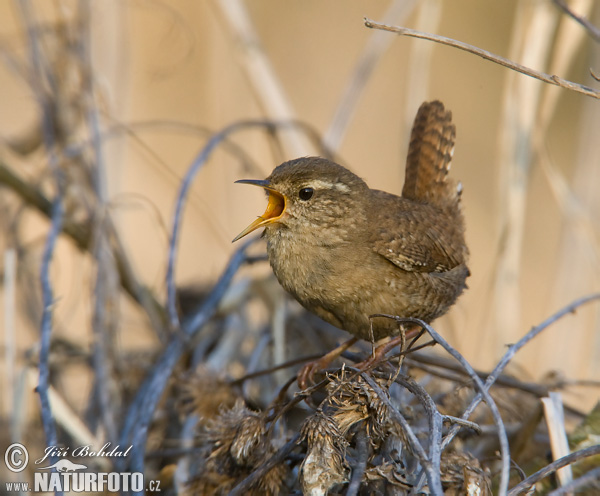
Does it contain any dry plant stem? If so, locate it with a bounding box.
[393,374,444,493]
[215,0,314,157]
[324,0,416,151]
[3,249,16,422]
[442,416,481,434]
[405,353,587,417]
[408,352,551,397]
[0,161,167,337]
[346,426,369,496]
[373,316,511,495]
[228,434,301,496]
[364,19,600,100]
[91,225,119,443]
[80,1,120,443]
[230,352,324,385]
[166,119,316,332]
[547,466,600,495]
[19,0,65,479]
[37,199,63,470]
[360,373,444,494]
[542,393,573,487]
[553,0,600,42]
[507,445,600,495]
[120,238,255,477]
[443,293,600,452]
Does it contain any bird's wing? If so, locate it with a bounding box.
[368,191,466,273]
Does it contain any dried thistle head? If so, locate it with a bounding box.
[176,367,237,420]
[229,408,268,466]
[364,461,412,492]
[192,401,288,495]
[327,371,391,441]
[200,400,266,467]
[441,451,492,496]
[300,411,349,495]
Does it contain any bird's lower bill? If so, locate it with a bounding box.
[233,190,286,241]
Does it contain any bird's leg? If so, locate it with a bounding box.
[356,325,422,373]
[297,337,358,390]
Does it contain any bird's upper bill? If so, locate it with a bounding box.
[233,179,286,242]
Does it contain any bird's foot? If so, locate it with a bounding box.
[297,337,358,390]
[355,326,422,374]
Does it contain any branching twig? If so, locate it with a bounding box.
[364,18,600,100]
[18,1,65,485]
[166,119,321,331]
[508,445,600,495]
[393,374,443,492]
[361,373,444,494]
[121,237,256,478]
[371,315,511,496]
[0,160,168,336]
[443,293,600,451]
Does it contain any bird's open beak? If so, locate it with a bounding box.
[233,179,287,242]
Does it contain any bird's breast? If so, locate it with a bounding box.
[264,226,356,305]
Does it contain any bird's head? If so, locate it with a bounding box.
[233,157,368,242]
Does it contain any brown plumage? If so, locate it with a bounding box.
[234,100,469,341]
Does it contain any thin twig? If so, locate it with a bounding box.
[553,0,600,43]
[36,198,63,464]
[228,434,301,496]
[394,374,443,493]
[78,0,120,445]
[405,351,588,417]
[361,373,444,495]
[507,445,600,495]
[371,315,511,496]
[442,415,481,434]
[547,466,600,496]
[347,426,369,496]
[324,0,416,151]
[120,237,256,478]
[443,293,600,449]
[166,119,314,331]
[0,160,168,336]
[229,352,323,385]
[19,1,64,486]
[364,18,600,100]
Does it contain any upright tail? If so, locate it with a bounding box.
[402,101,460,209]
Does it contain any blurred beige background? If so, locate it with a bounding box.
[1,0,599,420]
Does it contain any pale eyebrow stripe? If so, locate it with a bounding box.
[308,179,350,193]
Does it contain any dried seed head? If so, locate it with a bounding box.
[176,367,237,420]
[301,411,349,495]
[229,409,267,466]
[194,401,288,495]
[441,451,492,496]
[201,400,266,467]
[364,461,411,490]
[327,371,391,440]
[254,461,289,496]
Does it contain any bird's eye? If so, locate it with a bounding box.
[299,187,314,201]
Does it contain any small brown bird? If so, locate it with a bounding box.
[234,101,468,348]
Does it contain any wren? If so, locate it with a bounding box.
[234,101,469,342]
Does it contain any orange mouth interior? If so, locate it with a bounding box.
[233,189,286,241]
